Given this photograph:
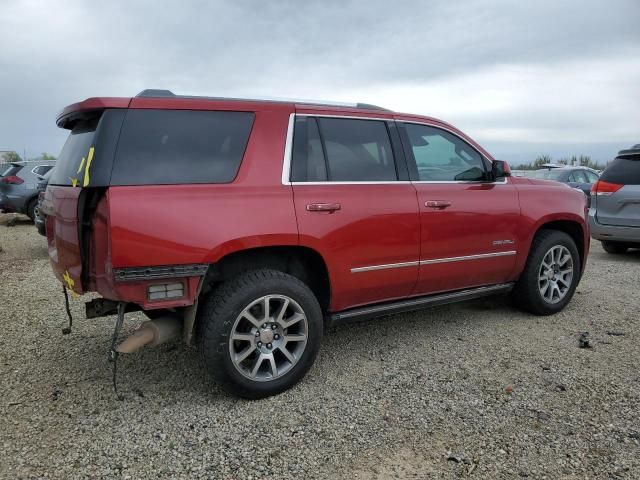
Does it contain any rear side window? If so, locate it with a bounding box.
[601,157,640,185]
[32,165,53,176]
[585,170,599,182]
[318,118,397,181]
[111,110,254,185]
[49,120,97,186]
[291,117,398,182]
[1,164,22,177]
[569,170,588,183]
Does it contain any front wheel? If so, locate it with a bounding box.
[197,269,323,399]
[512,230,581,315]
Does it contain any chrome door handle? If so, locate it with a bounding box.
[306,202,341,213]
[425,200,451,209]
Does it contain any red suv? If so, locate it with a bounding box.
[42,90,589,398]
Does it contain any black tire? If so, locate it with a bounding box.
[197,269,323,399]
[512,230,581,315]
[26,198,37,222]
[601,241,628,254]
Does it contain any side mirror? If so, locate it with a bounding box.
[490,160,511,181]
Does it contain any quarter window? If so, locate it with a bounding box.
[112,110,254,185]
[403,124,486,182]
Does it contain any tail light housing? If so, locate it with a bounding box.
[0,175,24,185]
[591,180,623,196]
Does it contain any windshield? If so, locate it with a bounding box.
[530,169,565,180]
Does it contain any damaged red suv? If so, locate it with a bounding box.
[43,90,589,398]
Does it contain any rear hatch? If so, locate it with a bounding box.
[593,148,640,228]
[42,103,128,293]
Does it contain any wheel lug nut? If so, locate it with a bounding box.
[271,324,277,330]
[274,334,280,340]
[267,343,272,349]
[257,342,262,347]
[255,331,260,337]
[262,323,267,328]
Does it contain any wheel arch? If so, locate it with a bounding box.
[517,216,587,279]
[203,245,331,310]
[186,245,331,344]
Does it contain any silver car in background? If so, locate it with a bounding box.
[0,160,55,220]
[589,145,640,253]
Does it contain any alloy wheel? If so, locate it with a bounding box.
[538,245,573,304]
[229,294,308,382]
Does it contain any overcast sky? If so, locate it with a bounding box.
[1,0,639,164]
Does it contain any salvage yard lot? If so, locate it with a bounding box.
[1,215,639,479]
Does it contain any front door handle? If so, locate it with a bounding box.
[425,200,451,209]
[306,202,341,213]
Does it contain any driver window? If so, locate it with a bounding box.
[404,123,486,181]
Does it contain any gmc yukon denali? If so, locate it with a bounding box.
[42,90,590,398]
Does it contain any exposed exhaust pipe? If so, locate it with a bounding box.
[116,316,182,354]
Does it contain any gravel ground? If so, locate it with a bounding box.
[1,214,639,479]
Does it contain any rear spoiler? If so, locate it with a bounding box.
[617,145,640,158]
[56,97,131,129]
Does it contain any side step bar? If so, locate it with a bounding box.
[330,283,514,325]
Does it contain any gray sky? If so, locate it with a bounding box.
[1,0,639,164]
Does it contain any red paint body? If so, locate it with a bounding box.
[43,95,590,313]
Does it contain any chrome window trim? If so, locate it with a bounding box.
[351,251,516,273]
[281,114,508,186]
[292,181,412,186]
[281,113,295,185]
[296,113,395,122]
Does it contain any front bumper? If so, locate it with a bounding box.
[588,208,640,244]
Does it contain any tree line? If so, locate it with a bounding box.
[0,152,56,163]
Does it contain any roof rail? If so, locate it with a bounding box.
[136,89,176,98]
[134,89,389,111]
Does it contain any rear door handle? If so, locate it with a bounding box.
[425,200,451,209]
[306,202,341,213]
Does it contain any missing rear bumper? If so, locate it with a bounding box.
[85,298,142,319]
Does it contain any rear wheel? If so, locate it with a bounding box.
[601,241,629,254]
[26,198,37,222]
[198,269,323,399]
[512,230,581,315]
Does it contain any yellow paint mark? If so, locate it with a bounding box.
[69,177,78,187]
[83,147,94,187]
[63,270,78,298]
[76,156,85,175]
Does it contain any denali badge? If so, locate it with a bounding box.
[493,239,515,246]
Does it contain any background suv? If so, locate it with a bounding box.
[589,145,640,253]
[42,90,589,398]
[530,166,599,205]
[0,160,55,220]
